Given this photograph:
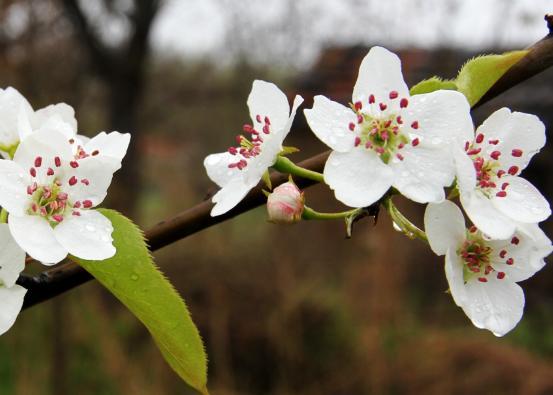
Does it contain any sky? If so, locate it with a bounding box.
[150,0,552,69]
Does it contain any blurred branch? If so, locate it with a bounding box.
[18,15,553,310]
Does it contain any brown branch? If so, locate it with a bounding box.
[18,15,553,310]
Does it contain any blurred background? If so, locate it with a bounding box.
[1,0,553,394]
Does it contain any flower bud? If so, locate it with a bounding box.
[266,181,304,224]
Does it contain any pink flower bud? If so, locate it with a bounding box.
[266,181,304,224]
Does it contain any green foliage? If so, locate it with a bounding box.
[73,209,209,395]
[409,50,528,107]
[456,50,528,106]
[409,77,457,96]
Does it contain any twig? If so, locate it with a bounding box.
[18,16,553,309]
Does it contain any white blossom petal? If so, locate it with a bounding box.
[476,108,545,172]
[324,150,393,207]
[462,277,524,337]
[204,152,240,188]
[247,80,291,133]
[0,224,26,287]
[274,94,303,142]
[391,146,454,203]
[0,159,30,215]
[9,215,67,265]
[403,90,474,148]
[55,210,115,260]
[491,176,550,223]
[83,132,130,162]
[0,87,33,146]
[304,96,357,152]
[211,177,257,216]
[0,285,26,335]
[489,224,552,282]
[453,147,476,193]
[352,46,409,104]
[424,201,466,256]
[32,103,77,134]
[460,190,516,239]
[445,248,469,307]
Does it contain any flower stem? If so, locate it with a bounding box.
[302,206,361,220]
[273,156,325,183]
[383,197,428,243]
[0,208,7,224]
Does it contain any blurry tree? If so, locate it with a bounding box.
[61,0,162,217]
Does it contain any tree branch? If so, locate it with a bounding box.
[18,16,553,310]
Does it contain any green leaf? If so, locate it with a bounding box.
[73,209,209,395]
[455,50,528,106]
[409,77,457,96]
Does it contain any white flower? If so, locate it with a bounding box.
[267,180,304,224]
[204,80,303,216]
[0,87,77,156]
[304,46,473,207]
[454,108,550,239]
[0,128,128,264]
[0,224,27,335]
[424,200,552,336]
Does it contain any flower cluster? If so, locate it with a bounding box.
[0,88,130,335]
[204,46,551,336]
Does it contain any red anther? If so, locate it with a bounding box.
[496,191,507,197]
[375,147,385,154]
[396,153,404,161]
[262,125,270,134]
[488,182,496,188]
[389,91,398,99]
[73,201,82,208]
[40,207,47,216]
[69,138,75,144]
[81,178,90,186]
[368,94,375,104]
[34,157,42,167]
[499,250,507,258]
[58,192,68,200]
[228,147,237,155]
[348,122,355,131]
[256,114,262,123]
[68,176,78,186]
[354,101,362,111]
[70,161,79,168]
[400,98,408,108]
[490,151,501,160]
[30,167,36,177]
[54,157,61,167]
[501,182,509,190]
[497,272,506,280]
[511,149,523,157]
[235,135,243,144]
[49,201,58,211]
[488,139,499,145]
[396,116,403,124]
[92,150,99,156]
[379,103,387,111]
[264,116,270,125]
[384,120,392,128]
[52,214,64,223]
[410,121,419,129]
[508,166,519,175]
[485,265,493,275]
[31,203,38,212]
[469,226,477,233]
[72,211,81,216]
[27,186,33,195]
[398,143,405,149]
[497,170,506,178]
[381,131,389,140]
[354,137,361,147]
[243,124,253,133]
[82,200,93,208]
[464,141,470,151]
[506,258,514,265]
[511,236,520,245]
[478,277,488,283]
[475,134,484,144]
[355,114,362,124]
[365,142,373,149]
[466,148,481,155]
